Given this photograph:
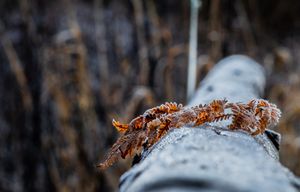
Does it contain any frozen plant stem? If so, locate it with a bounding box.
[187,0,201,101]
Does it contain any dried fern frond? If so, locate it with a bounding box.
[253,99,281,126]
[144,102,183,118]
[213,114,233,122]
[229,103,259,134]
[97,129,146,170]
[98,99,281,169]
[112,119,129,133]
[209,99,228,114]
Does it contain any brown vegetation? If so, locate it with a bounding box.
[0,0,300,191]
[98,99,281,170]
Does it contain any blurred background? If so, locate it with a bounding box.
[0,0,300,191]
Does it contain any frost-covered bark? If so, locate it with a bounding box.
[119,55,300,192]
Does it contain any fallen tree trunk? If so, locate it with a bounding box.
[119,55,300,192]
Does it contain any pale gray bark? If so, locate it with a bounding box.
[119,55,300,192]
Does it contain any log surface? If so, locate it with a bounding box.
[119,55,300,192]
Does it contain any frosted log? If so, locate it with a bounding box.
[119,55,300,192]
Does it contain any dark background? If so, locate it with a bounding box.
[0,0,300,191]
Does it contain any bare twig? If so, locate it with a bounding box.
[123,86,155,123]
[0,23,32,110]
[208,0,222,61]
[145,0,161,59]
[94,0,110,106]
[187,0,201,101]
[166,45,186,100]
[132,0,150,85]
[235,0,256,57]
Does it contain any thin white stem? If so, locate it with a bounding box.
[187,0,201,101]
